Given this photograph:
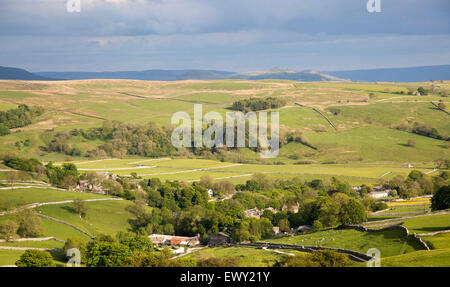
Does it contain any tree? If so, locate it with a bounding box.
[309,250,350,267]
[408,170,423,181]
[15,250,55,267]
[274,250,350,267]
[15,210,43,237]
[5,171,18,191]
[64,237,87,264]
[437,102,446,111]
[0,123,10,136]
[199,175,214,189]
[407,139,416,147]
[0,220,18,241]
[417,87,427,95]
[61,175,78,190]
[102,179,123,195]
[86,241,132,267]
[312,220,323,231]
[431,185,450,211]
[339,198,366,225]
[278,218,290,233]
[117,232,154,253]
[73,199,88,218]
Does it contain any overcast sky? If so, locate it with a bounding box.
[0,0,449,72]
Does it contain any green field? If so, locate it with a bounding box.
[185,246,308,267]
[0,188,111,210]
[36,200,146,236]
[372,204,431,216]
[378,249,450,267]
[54,157,435,185]
[402,213,450,234]
[0,79,447,164]
[0,249,25,266]
[0,239,63,249]
[263,228,423,257]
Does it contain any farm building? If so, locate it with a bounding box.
[148,234,200,247]
[245,207,264,218]
[369,191,390,199]
[208,232,231,247]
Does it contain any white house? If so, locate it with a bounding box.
[369,191,390,199]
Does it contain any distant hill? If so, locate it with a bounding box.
[229,67,343,81]
[0,66,56,81]
[325,65,450,82]
[35,69,235,81]
[3,65,450,82]
[35,67,342,82]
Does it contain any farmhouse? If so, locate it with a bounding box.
[369,191,390,199]
[148,234,200,247]
[76,180,106,194]
[281,203,299,213]
[272,226,280,235]
[208,232,231,247]
[245,207,264,218]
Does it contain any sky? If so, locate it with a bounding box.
[0,0,449,72]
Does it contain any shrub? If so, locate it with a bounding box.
[64,237,87,264]
[15,250,55,267]
[274,250,350,267]
[431,185,450,211]
[0,123,10,136]
[86,241,132,267]
[196,257,241,267]
[231,97,287,112]
[407,139,416,147]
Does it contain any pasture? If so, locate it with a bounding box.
[0,187,112,210]
[56,157,436,185]
[36,199,147,236]
[263,228,423,257]
[185,246,308,267]
[0,79,447,165]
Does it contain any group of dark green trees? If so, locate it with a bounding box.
[231,97,287,112]
[0,104,43,136]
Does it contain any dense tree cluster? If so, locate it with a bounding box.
[431,185,450,211]
[393,121,447,141]
[0,210,43,240]
[380,170,449,199]
[2,155,79,189]
[80,121,175,158]
[124,175,369,243]
[0,104,43,134]
[231,97,287,112]
[15,250,55,267]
